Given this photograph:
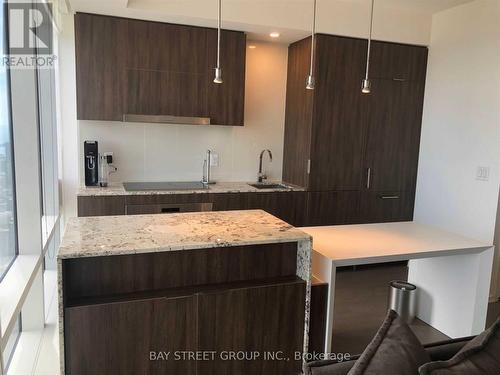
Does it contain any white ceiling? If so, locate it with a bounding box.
[71,0,475,15]
[67,0,475,44]
[335,0,474,13]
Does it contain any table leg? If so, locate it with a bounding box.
[312,250,336,353]
[408,247,494,338]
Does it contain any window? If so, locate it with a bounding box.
[34,0,59,252]
[0,0,17,280]
[2,314,21,371]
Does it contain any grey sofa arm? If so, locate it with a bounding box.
[305,336,474,375]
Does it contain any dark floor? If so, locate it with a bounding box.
[330,263,500,355]
[487,301,500,327]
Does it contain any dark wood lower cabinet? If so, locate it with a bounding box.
[359,191,414,223]
[305,191,360,226]
[65,295,198,375]
[77,189,414,225]
[62,244,307,375]
[65,281,305,375]
[77,196,126,217]
[210,192,250,211]
[247,192,308,227]
[197,281,306,375]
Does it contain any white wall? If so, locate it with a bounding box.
[414,0,500,299]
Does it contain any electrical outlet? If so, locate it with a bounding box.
[210,153,219,167]
[476,166,490,181]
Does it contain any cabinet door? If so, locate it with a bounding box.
[370,42,428,82]
[77,196,126,217]
[75,13,127,121]
[65,296,197,375]
[206,30,246,126]
[125,20,210,118]
[247,192,308,226]
[126,20,211,73]
[359,191,414,223]
[197,281,306,375]
[306,191,360,226]
[210,192,250,211]
[309,36,370,191]
[124,20,245,125]
[364,78,425,192]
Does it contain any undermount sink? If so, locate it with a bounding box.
[248,183,290,190]
[123,181,209,192]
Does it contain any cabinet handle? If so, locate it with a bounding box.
[366,168,371,189]
[393,78,406,82]
[379,195,400,200]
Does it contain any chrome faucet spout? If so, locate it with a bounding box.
[202,149,215,185]
[258,149,273,183]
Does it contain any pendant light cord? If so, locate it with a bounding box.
[365,0,375,80]
[309,0,317,77]
[216,0,221,69]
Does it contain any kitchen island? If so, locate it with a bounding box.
[58,210,312,375]
[302,222,495,353]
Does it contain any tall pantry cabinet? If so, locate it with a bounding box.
[283,34,428,225]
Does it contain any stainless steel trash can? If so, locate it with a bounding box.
[388,280,417,324]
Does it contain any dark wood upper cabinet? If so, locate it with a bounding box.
[75,13,127,121]
[75,13,246,126]
[282,38,314,189]
[283,35,370,191]
[370,41,428,82]
[309,35,370,191]
[364,78,425,192]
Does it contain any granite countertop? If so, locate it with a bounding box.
[58,209,311,259]
[77,181,305,196]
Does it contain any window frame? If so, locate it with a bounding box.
[0,0,19,283]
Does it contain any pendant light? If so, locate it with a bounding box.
[362,0,375,94]
[306,0,317,90]
[213,0,223,84]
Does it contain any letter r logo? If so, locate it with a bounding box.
[5,2,53,55]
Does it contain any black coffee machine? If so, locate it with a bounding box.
[84,141,99,186]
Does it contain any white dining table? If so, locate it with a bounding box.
[301,221,495,353]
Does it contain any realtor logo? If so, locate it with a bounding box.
[6,2,53,55]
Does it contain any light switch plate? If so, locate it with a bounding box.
[476,166,490,181]
[210,153,219,167]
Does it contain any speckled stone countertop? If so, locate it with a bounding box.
[77,181,305,196]
[58,209,311,259]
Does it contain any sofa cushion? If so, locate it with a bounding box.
[346,309,430,375]
[305,336,472,375]
[419,317,500,375]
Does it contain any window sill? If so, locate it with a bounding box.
[0,255,41,351]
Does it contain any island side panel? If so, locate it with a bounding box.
[297,238,312,366]
[57,258,66,375]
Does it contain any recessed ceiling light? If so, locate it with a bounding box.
[248,45,257,49]
[269,32,280,38]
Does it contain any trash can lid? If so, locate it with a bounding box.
[390,280,417,291]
